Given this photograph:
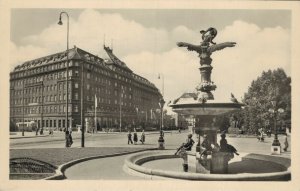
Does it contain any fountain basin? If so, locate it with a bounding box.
[124,151,290,181]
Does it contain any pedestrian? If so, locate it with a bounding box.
[140,130,145,144]
[283,134,289,152]
[65,130,71,147]
[69,131,73,146]
[133,128,138,145]
[127,131,133,144]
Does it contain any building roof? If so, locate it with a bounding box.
[103,45,132,72]
[180,93,197,99]
[12,46,107,72]
[11,46,159,91]
[173,92,197,104]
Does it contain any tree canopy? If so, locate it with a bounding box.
[241,68,291,134]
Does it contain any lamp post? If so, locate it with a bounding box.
[22,80,25,136]
[119,88,124,132]
[58,11,70,132]
[269,100,284,155]
[158,98,165,149]
[80,61,85,147]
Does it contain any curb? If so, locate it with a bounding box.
[10,135,50,139]
[44,148,157,180]
[10,134,92,146]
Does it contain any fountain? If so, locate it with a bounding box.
[123,28,291,180]
[169,27,243,174]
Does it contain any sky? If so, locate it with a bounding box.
[10,9,291,112]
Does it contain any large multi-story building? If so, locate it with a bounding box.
[10,45,162,132]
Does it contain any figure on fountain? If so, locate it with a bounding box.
[220,133,239,160]
[177,27,236,66]
[175,134,195,155]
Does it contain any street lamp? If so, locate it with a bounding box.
[158,98,165,149]
[119,88,124,132]
[158,73,165,149]
[269,100,284,155]
[58,11,70,132]
[22,80,25,136]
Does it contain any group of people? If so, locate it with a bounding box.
[127,129,145,145]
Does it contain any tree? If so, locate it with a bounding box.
[242,68,291,134]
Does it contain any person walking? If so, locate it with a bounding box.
[133,128,138,145]
[65,130,72,147]
[283,134,289,152]
[127,131,133,144]
[140,130,145,144]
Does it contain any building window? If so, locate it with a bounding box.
[75,83,79,88]
[87,84,90,90]
[75,70,79,76]
[87,73,90,79]
[74,105,78,112]
[75,93,79,100]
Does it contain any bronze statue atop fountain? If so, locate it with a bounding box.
[177,27,236,101]
[177,27,236,66]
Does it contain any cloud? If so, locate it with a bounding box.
[124,20,290,105]
[11,10,290,113]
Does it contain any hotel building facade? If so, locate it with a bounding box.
[10,46,162,132]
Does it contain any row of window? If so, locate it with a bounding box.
[11,105,74,115]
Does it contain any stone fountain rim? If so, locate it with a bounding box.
[124,150,291,181]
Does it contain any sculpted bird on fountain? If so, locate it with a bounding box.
[177,27,236,66]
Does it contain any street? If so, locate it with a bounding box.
[10,130,291,156]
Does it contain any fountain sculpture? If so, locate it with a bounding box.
[123,28,290,180]
[171,27,243,174]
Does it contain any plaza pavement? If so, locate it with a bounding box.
[9,130,291,180]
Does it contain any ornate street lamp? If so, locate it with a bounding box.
[158,98,165,149]
[269,100,284,155]
[58,11,70,132]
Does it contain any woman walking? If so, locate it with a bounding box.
[140,130,145,144]
[127,131,133,144]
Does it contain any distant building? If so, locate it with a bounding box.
[172,92,197,132]
[10,45,161,132]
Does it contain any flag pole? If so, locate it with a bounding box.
[95,94,97,134]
